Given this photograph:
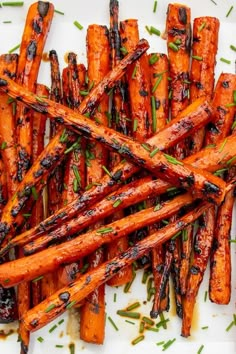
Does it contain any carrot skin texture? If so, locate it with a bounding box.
[0,79,225,205]
[21,202,210,332]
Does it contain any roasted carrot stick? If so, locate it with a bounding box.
[182,73,236,337]
[21,201,210,332]
[80,24,110,345]
[106,0,132,287]
[0,54,18,198]
[189,17,220,154]
[0,39,149,250]
[0,79,225,204]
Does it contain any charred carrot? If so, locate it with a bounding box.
[0,39,149,249]
[189,17,220,154]
[21,201,210,332]
[79,24,110,345]
[106,0,132,287]
[0,79,225,204]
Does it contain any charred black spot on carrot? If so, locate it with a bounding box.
[0,79,8,86]
[32,18,42,34]
[27,40,37,60]
[34,168,44,178]
[59,292,70,303]
[30,318,39,328]
[0,222,10,242]
[112,169,122,181]
[178,7,187,24]
[190,265,200,275]
[30,103,48,114]
[203,181,221,195]
[37,1,50,17]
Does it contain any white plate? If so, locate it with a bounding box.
[0,0,236,353]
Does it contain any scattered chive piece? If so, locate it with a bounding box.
[219,138,227,153]
[132,65,137,79]
[49,324,57,333]
[73,20,83,30]
[192,55,203,61]
[125,319,135,325]
[124,272,136,293]
[145,25,152,35]
[198,21,206,32]
[69,343,75,354]
[210,0,217,4]
[142,316,155,326]
[113,293,117,303]
[3,278,10,284]
[97,227,113,234]
[182,229,188,242]
[230,44,236,52]
[164,153,183,165]
[204,291,208,302]
[108,316,119,331]
[151,95,157,133]
[162,338,176,351]
[226,156,236,165]
[133,118,138,132]
[8,43,20,54]
[139,321,145,333]
[113,199,122,208]
[149,53,159,65]
[131,335,145,345]
[201,326,208,330]
[234,314,236,324]
[225,102,236,108]
[205,144,216,149]
[102,165,112,177]
[229,239,236,243]
[32,275,43,283]
[156,313,169,329]
[3,20,12,23]
[141,143,151,152]
[120,46,128,55]
[150,26,161,36]
[226,321,234,332]
[55,345,64,348]
[156,341,165,346]
[45,303,56,313]
[2,2,24,6]
[37,336,44,343]
[126,302,141,311]
[66,300,77,309]
[171,230,182,240]
[153,0,157,13]
[117,310,140,319]
[1,142,7,150]
[55,9,64,15]
[146,326,159,332]
[79,90,89,96]
[142,269,151,284]
[154,203,161,211]
[233,90,236,103]
[220,57,231,64]
[31,186,38,201]
[150,147,159,158]
[168,42,179,52]
[226,5,233,17]
[58,319,64,325]
[152,74,163,93]
[214,168,228,176]
[197,345,204,354]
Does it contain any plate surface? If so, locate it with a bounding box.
[0,0,236,353]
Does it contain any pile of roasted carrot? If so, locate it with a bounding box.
[0,0,235,352]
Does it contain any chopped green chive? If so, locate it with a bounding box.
[59,129,68,143]
[226,156,236,165]
[131,335,145,345]
[164,153,183,165]
[108,316,119,331]
[168,42,179,52]
[219,138,227,153]
[201,326,208,330]
[171,230,182,240]
[69,343,75,354]
[192,55,203,61]
[37,336,44,343]
[145,25,152,35]
[162,338,176,351]
[126,302,141,311]
[139,321,145,333]
[214,168,228,176]
[97,227,113,234]
[32,275,43,283]
[156,341,165,346]
[125,319,135,325]
[8,43,20,54]
[149,53,159,65]
[80,263,89,274]
[3,278,10,284]
[150,26,161,36]
[156,313,169,329]
[133,118,138,132]
[153,0,157,13]
[197,345,204,354]
[124,271,136,293]
[58,319,65,325]
[120,46,128,55]
[66,300,77,309]
[142,269,151,284]
[141,143,151,152]
[45,303,56,313]
[229,239,236,243]
[220,57,231,64]
[55,345,64,348]
[151,95,157,133]
[79,90,89,96]
[132,65,137,79]
[3,20,12,23]
[117,310,140,319]
[210,0,217,4]
[73,20,83,30]
[152,74,163,93]
[204,291,208,302]
[113,293,117,303]
[182,229,188,242]
[198,22,206,32]
[226,6,233,17]
[2,2,24,6]
[233,90,236,103]
[31,186,38,201]
[55,9,64,15]
[154,203,162,211]
[146,326,159,332]
[230,44,236,52]
[150,147,159,158]
[225,102,236,108]
[49,324,58,333]
[1,141,7,150]
[113,199,122,208]
[205,144,216,149]
[72,165,81,184]
[102,165,112,177]
[142,316,154,326]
